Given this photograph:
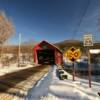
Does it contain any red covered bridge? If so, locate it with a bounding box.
[33,40,62,65]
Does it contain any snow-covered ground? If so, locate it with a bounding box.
[26,65,100,100]
[0,63,34,76]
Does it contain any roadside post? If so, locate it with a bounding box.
[18,33,21,67]
[65,47,81,81]
[83,34,93,88]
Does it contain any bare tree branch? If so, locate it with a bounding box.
[0,11,15,44]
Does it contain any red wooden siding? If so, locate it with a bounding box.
[33,40,62,65]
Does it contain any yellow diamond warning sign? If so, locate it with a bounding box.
[65,47,81,62]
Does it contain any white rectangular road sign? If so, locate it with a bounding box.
[89,49,100,54]
[83,34,93,46]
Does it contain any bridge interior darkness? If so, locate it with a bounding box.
[37,49,55,65]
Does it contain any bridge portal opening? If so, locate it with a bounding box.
[37,49,55,64]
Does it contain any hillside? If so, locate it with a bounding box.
[55,40,82,47]
[0,39,100,54]
[54,39,100,54]
[0,45,33,54]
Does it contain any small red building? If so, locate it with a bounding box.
[33,40,62,65]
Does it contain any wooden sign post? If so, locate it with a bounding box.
[83,34,93,88]
[88,49,92,88]
[72,62,75,81]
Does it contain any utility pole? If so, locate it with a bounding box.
[18,33,21,67]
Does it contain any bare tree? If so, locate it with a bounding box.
[0,11,15,44]
[0,11,15,64]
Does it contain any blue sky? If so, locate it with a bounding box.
[0,0,100,44]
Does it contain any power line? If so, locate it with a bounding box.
[72,0,90,39]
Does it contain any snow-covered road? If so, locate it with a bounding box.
[26,65,100,100]
[26,66,53,100]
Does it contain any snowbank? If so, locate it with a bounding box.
[26,65,100,100]
[0,63,34,76]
